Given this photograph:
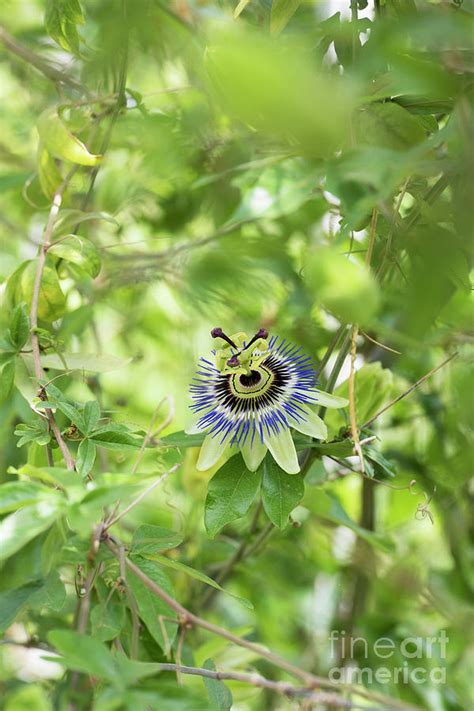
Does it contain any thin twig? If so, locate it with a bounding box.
[118,543,140,658]
[132,395,175,475]
[29,167,78,470]
[175,625,187,685]
[319,326,346,379]
[360,331,401,355]
[0,25,86,92]
[361,352,458,431]
[328,455,417,492]
[76,566,98,634]
[148,663,372,708]
[104,464,179,531]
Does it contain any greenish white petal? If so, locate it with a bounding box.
[197,434,226,471]
[289,405,327,440]
[313,390,349,408]
[264,427,300,475]
[241,435,267,472]
[185,414,204,435]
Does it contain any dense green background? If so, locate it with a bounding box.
[0,1,473,710]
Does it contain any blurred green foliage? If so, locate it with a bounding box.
[0,0,473,710]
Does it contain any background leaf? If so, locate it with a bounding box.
[270,0,302,36]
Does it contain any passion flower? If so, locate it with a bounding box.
[187,329,348,474]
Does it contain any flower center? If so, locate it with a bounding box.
[239,370,262,387]
[230,365,274,398]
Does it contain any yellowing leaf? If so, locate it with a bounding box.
[49,234,101,278]
[37,142,63,199]
[6,259,66,322]
[37,108,101,166]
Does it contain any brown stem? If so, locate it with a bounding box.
[348,325,364,473]
[145,663,363,708]
[105,538,423,711]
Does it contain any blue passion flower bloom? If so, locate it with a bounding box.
[187,329,348,474]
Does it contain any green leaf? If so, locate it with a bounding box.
[364,446,397,479]
[293,436,354,457]
[113,655,162,686]
[49,630,122,686]
[6,259,66,322]
[9,303,30,350]
[90,428,143,451]
[127,556,177,653]
[4,683,53,711]
[1,359,15,403]
[261,456,305,529]
[14,421,51,448]
[90,430,142,450]
[29,571,66,612]
[141,553,253,609]
[270,0,301,36]
[37,108,101,166]
[90,600,125,642]
[0,581,43,634]
[204,455,262,538]
[52,209,118,238]
[0,496,65,562]
[76,438,96,476]
[67,483,143,530]
[131,525,184,554]
[355,102,426,151]
[0,481,55,514]
[83,400,101,433]
[43,383,85,431]
[49,234,101,278]
[8,463,72,490]
[41,520,68,576]
[160,430,205,448]
[203,658,233,711]
[45,0,85,54]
